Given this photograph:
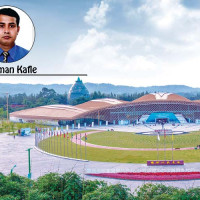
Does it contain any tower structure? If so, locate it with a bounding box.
[68,77,90,105]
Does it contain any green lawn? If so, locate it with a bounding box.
[85,131,200,148]
[39,131,200,163]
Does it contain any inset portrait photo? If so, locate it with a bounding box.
[0,6,35,63]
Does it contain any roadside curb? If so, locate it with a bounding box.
[34,146,89,162]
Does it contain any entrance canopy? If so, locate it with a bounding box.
[146,112,180,123]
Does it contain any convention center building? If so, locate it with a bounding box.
[10,93,200,126]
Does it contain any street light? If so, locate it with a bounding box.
[26,148,32,179]
[10,165,16,175]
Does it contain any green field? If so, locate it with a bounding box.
[39,131,200,163]
[85,131,200,148]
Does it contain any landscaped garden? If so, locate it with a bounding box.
[84,131,200,148]
[38,130,200,163]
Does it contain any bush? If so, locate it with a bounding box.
[0,173,30,200]
[62,172,83,200]
[83,183,134,200]
[35,173,63,199]
[0,195,16,200]
[83,179,106,195]
[0,181,26,199]
[25,189,50,200]
[0,172,200,200]
[135,183,180,200]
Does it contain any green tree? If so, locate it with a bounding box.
[72,97,90,105]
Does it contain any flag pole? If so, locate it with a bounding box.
[57,130,59,154]
[51,130,52,152]
[80,133,82,159]
[67,132,69,157]
[64,131,66,157]
[172,132,174,160]
[85,133,87,160]
[164,128,166,161]
[54,131,56,154]
[60,130,62,156]
[71,132,73,158]
[76,133,78,159]
[157,132,159,160]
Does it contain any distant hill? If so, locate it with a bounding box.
[0,83,200,98]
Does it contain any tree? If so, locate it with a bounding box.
[0,108,6,119]
[72,97,90,105]
[38,88,56,99]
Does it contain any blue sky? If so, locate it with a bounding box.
[1,0,200,87]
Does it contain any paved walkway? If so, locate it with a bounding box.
[1,131,200,191]
[71,131,194,151]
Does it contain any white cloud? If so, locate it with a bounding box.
[136,0,183,30]
[65,29,160,86]
[125,0,200,43]
[64,0,200,87]
[84,1,109,28]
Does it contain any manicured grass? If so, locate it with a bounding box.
[85,131,200,148]
[39,131,200,163]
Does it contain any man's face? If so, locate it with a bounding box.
[0,14,20,49]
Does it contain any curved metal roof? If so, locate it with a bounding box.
[10,94,196,121]
[133,93,191,103]
[75,98,127,111]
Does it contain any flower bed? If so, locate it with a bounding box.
[87,172,200,181]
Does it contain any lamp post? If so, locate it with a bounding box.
[10,165,16,175]
[26,148,32,179]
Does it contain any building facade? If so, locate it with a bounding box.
[10,93,200,126]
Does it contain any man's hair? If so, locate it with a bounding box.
[0,8,20,26]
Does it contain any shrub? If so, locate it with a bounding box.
[62,172,83,200]
[83,183,134,200]
[135,183,180,200]
[35,173,63,199]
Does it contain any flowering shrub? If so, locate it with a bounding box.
[87,172,200,181]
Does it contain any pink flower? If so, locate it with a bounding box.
[87,172,200,181]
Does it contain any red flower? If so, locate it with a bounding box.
[87,172,200,181]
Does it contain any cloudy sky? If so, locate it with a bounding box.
[1,0,200,87]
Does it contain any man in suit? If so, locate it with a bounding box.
[0,8,28,63]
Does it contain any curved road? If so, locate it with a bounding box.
[0,131,200,191]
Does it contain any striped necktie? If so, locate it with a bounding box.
[2,52,9,63]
